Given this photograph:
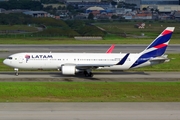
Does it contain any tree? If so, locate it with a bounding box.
[67,4,75,12]
[40,0,59,4]
[88,13,94,20]
[155,9,159,14]
[0,13,32,25]
[111,15,119,19]
[0,0,43,10]
[151,8,154,13]
[142,7,147,11]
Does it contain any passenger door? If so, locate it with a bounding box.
[19,56,24,63]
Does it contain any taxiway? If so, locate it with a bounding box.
[0,71,180,82]
[0,102,180,120]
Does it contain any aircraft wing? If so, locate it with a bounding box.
[75,63,114,70]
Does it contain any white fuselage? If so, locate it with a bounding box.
[3,52,152,71]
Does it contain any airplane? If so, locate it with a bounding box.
[3,27,174,77]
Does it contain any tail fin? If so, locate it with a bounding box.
[141,27,175,57]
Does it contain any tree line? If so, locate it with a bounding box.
[0,0,43,10]
[0,0,64,10]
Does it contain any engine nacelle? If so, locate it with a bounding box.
[61,65,76,75]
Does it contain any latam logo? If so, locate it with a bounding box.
[25,54,30,63]
[25,54,53,62]
[31,55,53,59]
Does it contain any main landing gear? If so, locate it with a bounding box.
[84,70,93,77]
[14,68,19,76]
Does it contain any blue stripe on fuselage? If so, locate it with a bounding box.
[130,53,150,68]
[130,46,167,68]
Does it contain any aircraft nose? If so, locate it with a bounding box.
[3,59,8,65]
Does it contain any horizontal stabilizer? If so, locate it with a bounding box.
[149,55,169,61]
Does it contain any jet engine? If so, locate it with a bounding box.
[61,65,76,75]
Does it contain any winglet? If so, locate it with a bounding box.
[106,44,115,53]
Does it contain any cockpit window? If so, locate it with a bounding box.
[7,57,13,60]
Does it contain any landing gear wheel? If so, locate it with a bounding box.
[15,72,19,76]
[84,71,88,77]
[89,72,93,77]
[84,71,93,77]
[14,68,19,76]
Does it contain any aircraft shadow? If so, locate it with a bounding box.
[51,72,100,81]
[50,71,150,81]
[95,71,149,75]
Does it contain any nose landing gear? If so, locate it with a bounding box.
[14,68,19,76]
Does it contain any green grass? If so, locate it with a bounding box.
[0,82,179,102]
[1,54,180,71]
[0,38,180,44]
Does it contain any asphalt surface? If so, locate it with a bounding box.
[0,44,180,58]
[0,71,180,81]
[0,102,180,120]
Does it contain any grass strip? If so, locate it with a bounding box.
[0,82,179,102]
